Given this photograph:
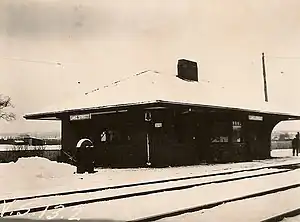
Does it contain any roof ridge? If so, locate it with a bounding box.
[84,70,160,95]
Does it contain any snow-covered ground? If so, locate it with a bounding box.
[10,167,300,221]
[158,186,300,222]
[1,168,286,212]
[0,150,299,221]
[283,215,300,222]
[0,149,298,200]
[271,148,294,158]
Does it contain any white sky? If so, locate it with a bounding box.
[1,0,300,133]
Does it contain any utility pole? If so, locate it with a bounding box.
[262,52,269,102]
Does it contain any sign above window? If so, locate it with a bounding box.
[248,115,263,121]
[155,123,163,128]
[70,114,91,121]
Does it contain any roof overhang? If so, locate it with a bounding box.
[23,100,300,121]
[159,101,300,119]
[24,101,160,120]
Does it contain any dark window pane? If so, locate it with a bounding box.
[232,121,242,143]
[211,122,229,143]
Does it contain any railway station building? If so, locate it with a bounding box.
[24,59,300,167]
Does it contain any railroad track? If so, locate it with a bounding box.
[261,207,300,222]
[129,183,300,222]
[1,162,300,220]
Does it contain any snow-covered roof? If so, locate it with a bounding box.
[24,70,300,119]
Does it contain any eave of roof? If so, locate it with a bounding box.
[24,100,159,120]
[24,99,300,120]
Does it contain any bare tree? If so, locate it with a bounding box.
[0,94,16,121]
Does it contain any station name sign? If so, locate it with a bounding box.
[248,115,263,121]
[70,114,91,121]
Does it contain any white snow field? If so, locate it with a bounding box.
[0,168,287,212]
[271,148,294,158]
[9,165,300,221]
[158,186,300,222]
[0,149,299,221]
[0,149,297,199]
[0,149,297,197]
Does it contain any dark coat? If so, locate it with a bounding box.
[292,137,299,149]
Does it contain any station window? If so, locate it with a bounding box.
[232,121,243,143]
[100,131,107,142]
[100,129,128,144]
[211,122,229,143]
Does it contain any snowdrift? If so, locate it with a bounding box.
[0,156,76,179]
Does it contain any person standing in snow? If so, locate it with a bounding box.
[292,132,299,156]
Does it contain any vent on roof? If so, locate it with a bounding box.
[177,59,198,82]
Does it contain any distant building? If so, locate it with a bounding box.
[14,135,45,146]
[0,135,45,146]
[14,137,44,146]
[271,131,297,141]
[0,138,14,145]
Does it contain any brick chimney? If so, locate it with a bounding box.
[177,59,198,82]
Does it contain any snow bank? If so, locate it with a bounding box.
[11,157,75,179]
[0,157,76,197]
